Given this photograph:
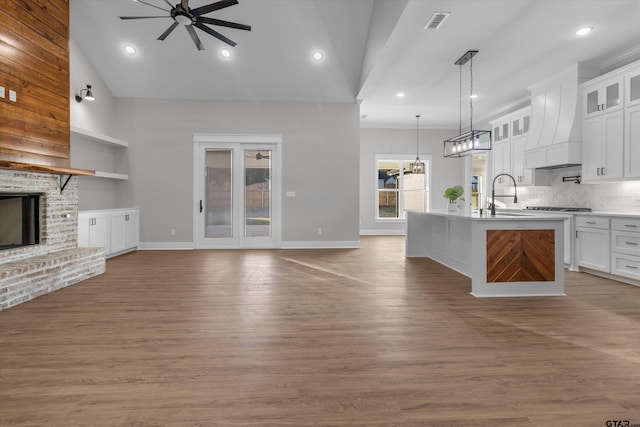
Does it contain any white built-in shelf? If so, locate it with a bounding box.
[92,171,129,180]
[70,126,128,148]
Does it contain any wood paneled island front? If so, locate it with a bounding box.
[406,210,565,297]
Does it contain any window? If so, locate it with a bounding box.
[376,156,430,221]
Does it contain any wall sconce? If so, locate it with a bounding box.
[75,85,95,102]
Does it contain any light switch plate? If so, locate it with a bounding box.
[285,191,296,198]
[9,90,16,102]
[0,86,5,98]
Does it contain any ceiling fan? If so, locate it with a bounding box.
[120,0,251,51]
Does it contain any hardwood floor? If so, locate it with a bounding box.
[1,236,639,426]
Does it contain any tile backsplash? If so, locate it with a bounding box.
[500,167,640,213]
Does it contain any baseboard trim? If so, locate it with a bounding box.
[280,240,360,249]
[139,241,361,250]
[139,242,195,250]
[360,229,405,236]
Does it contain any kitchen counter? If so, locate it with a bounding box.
[406,210,565,297]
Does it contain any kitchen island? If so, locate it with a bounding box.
[406,210,565,297]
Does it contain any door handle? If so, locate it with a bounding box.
[199,200,203,213]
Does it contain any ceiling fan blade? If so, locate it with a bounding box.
[197,17,251,31]
[157,21,179,41]
[194,23,236,46]
[185,25,205,50]
[191,0,238,17]
[120,16,171,20]
[133,0,170,13]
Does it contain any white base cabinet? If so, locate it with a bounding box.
[610,218,640,281]
[78,208,140,257]
[78,211,111,251]
[575,216,610,272]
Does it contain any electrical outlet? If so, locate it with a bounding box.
[171,228,176,236]
[317,227,322,235]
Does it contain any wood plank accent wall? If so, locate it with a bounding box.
[486,229,555,283]
[0,0,70,168]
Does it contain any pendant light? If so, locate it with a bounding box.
[443,50,491,157]
[410,114,425,174]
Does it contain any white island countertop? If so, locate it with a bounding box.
[423,208,570,221]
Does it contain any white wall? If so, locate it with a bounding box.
[113,98,361,247]
[360,128,463,234]
[69,38,123,211]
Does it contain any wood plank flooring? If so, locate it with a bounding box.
[1,236,639,426]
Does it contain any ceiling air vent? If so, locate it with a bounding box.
[424,12,450,30]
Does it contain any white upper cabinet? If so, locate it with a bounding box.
[626,64,640,107]
[492,118,510,143]
[490,107,540,187]
[625,104,640,178]
[511,110,530,138]
[582,73,624,118]
[582,111,624,182]
[581,59,640,182]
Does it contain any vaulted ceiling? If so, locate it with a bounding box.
[71,0,640,129]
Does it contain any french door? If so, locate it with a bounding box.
[193,135,281,248]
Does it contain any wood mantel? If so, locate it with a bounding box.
[0,160,94,176]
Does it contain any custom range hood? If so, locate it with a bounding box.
[523,63,598,170]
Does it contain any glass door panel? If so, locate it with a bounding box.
[244,150,271,238]
[205,150,232,238]
[195,140,280,249]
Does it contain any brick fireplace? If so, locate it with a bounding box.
[0,169,105,310]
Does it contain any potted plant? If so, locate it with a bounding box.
[443,185,464,212]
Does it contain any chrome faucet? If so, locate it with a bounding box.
[490,173,518,216]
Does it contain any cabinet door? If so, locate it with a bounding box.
[110,212,127,254]
[492,141,512,187]
[89,213,110,250]
[576,227,610,272]
[581,117,602,181]
[584,83,601,116]
[77,214,91,247]
[124,210,140,249]
[601,111,624,179]
[581,111,623,181]
[626,67,640,107]
[511,136,532,186]
[625,104,640,178]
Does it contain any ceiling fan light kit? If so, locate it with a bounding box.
[443,50,492,158]
[120,0,251,51]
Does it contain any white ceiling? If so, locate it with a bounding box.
[70,0,640,129]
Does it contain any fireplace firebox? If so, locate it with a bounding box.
[0,193,41,250]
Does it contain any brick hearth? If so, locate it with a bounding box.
[0,169,105,310]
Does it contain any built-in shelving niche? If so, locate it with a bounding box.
[70,126,129,181]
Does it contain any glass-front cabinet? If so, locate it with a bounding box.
[583,73,623,117]
[626,65,640,107]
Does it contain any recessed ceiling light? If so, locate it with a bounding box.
[220,48,232,59]
[470,94,478,99]
[123,44,137,55]
[396,92,405,98]
[311,50,324,62]
[575,27,593,36]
